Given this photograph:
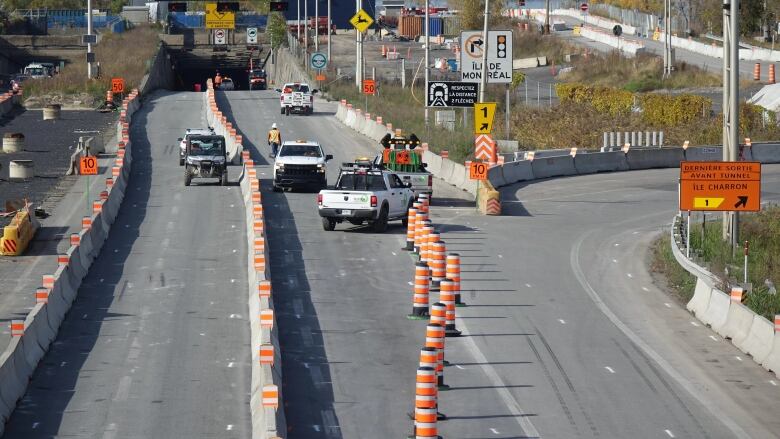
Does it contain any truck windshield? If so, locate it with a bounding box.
[280,144,321,157]
[25,67,45,77]
[190,139,225,155]
[337,173,386,191]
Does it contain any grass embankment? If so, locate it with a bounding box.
[23,25,160,106]
[652,207,780,320]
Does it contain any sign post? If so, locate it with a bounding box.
[679,161,761,211]
[80,155,98,214]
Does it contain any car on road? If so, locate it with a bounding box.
[318,161,414,232]
[219,77,236,90]
[248,70,267,90]
[178,127,215,166]
[276,82,317,115]
[273,140,333,192]
[183,134,228,186]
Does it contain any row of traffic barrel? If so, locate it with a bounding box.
[403,194,465,438]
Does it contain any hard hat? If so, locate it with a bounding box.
[272,123,277,129]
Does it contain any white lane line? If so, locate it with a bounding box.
[226,424,234,430]
[311,365,326,388]
[498,254,503,258]
[229,314,242,319]
[525,283,532,288]
[102,423,118,439]
[604,366,615,374]
[392,252,397,256]
[770,380,778,386]
[626,273,633,278]
[490,428,500,434]
[642,287,650,292]
[293,299,304,317]
[558,319,566,324]
[227,362,235,368]
[709,335,719,341]
[735,356,743,362]
[113,376,132,401]
[665,429,675,438]
[690,321,700,327]
[32,422,39,429]
[664,303,672,308]
[321,409,340,438]
[570,235,751,439]
[408,281,414,286]
[614,243,620,247]
[455,364,465,370]
[612,259,618,263]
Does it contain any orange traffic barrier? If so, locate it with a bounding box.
[258,280,271,298]
[112,165,121,177]
[254,253,266,271]
[253,203,264,219]
[99,190,108,201]
[260,343,274,365]
[425,323,447,388]
[409,262,431,319]
[446,253,465,306]
[775,315,780,332]
[260,309,274,328]
[253,219,264,234]
[418,193,430,213]
[57,253,69,267]
[441,150,449,159]
[419,347,437,371]
[262,384,279,409]
[430,302,446,328]
[242,150,251,162]
[770,64,776,84]
[254,237,265,252]
[70,233,80,246]
[10,320,24,337]
[420,227,436,265]
[106,90,113,105]
[251,179,260,191]
[754,63,761,81]
[414,365,437,409]
[413,215,429,254]
[106,177,114,189]
[43,274,54,289]
[381,45,387,57]
[82,216,92,230]
[730,287,744,303]
[429,240,446,288]
[35,287,49,304]
[252,192,262,204]
[440,279,461,337]
[404,207,417,251]
[92,200,102,214]
[415,407,438,438]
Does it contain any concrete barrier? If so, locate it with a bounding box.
[701,288,731,333]
[573,151,629,174]
[531,155,577,179]
[626,148,684,170]
[686,278,713,318]
[487,164,507,188]
[501,160,535,184]
[748,143,780,163]
[717,301,754,343]
[459,177,479,196]
[423,150,442,176]
[763,333,780,373]
[439,159,455,182]
[450,163,467,188]
[684,146,722,162]
[739,315,775,364]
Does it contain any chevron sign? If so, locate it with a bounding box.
[485,198,501,215]
[475,134,495,161]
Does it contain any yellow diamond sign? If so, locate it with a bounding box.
[205,2,235,29]
[350,9,374,33]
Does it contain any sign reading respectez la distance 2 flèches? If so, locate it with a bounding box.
[460,30,512,84]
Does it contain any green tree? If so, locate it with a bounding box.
[266,11,287,49]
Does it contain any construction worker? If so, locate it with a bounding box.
[267,123,282,157]
[214,71,223,88]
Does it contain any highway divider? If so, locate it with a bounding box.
[0,89,142,434]
[670,215,780,377]
[204,80,287,438]
[204,85,243,165]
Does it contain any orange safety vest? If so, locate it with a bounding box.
[215,74,222,85]
[268,129,281,143]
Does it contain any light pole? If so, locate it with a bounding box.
[355,0,362,88]
[315,0,319,52]
[424,0,429,128]
[327,0,331,64]
[479,0,490,102]
[87,0,93,78]
[297,0,301,42]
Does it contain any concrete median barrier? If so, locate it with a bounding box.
[531,155,577,179]
[702,288,731,332]
[500,160,534,185]
[423,151,442,176]
[487,164,507,188]
[739,315,775,364]
[450,163,467,189]
[574,151,629,174]
[684,146,722,162]
[763,333,780,374]
[717,301,754,343]
[748,143,780,163]
[686,278,713,318]
[439,159,455,182]
[477,179,501,215]
[626,147,684,170]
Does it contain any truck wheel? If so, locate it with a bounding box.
[184,169,192,186]
[179,157,184,166]
[221,170,228,186]
[285,106,290,116]
[372,205,389,232]
[280,107,285,115]
[322,217,336,231]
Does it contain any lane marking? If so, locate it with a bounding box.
[709,335,719,341]
[570,234,752,439]
[665,429,675,438]
[490,428,500,434]
[664,303,672,308]
[227,362,235,368]
[612,259,618,263]
[226,424,234,431]
[614,243,620,247]
[735,356,743,362]
[604,366,615,374]
[32,422,39,429]
[690,321,700,327]
[113,376,132,401]
[626,273,633,278]
[455,364,465,370]
[642,287,650,292]
[558,319,566,324]
[102,423,117,439]
[770,380,777,386]
[525,283,532,288]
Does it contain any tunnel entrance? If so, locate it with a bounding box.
[166,42,268,91]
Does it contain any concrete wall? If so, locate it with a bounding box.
[268,48,311,87]
[140,44,175,95]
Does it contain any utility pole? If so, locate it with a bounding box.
[87,0,93,79]
[663,0,672,77]
[304,0,308,56]
[424,0,430,129]
[315,0,319,52]
[544,0,550,34]
[327,0,331,64]
[355,0,362,89]
[722,0,740,247]
[479,0,490,102]
[297,0,301,42]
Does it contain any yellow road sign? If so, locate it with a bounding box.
[350,9,374,33]
[474,102,497,134]
[693,197,725,209]
[205,2,235,29]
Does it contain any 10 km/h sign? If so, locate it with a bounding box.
[679,161,761,211]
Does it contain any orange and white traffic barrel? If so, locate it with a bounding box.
[419,346,437,371]
[414,406,438,439]
[430,302,446,328]
[404,207,417,251]
[414,365,437,410]
[35,287,49,304]
[70,233,80,246]
[446,253,465,307]
[82,216,92,230]
[57,253,69,267]
[440,279,461,337]
[413,216,429,254]
[10,320,24,337]
[430,240,447,288]
[425,323,447,388]
[418,193,430,213]
[419,226,435,265]
[408,262,430,319]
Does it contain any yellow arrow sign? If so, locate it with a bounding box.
[350,9,374,33]
[693,197,725,209]
[474,102,497,134]
[205,2,235,29]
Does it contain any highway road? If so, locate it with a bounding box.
[3,91,252,438]
[219,90,780,438]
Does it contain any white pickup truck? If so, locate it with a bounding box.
[276,82,317,115]
[317,163,415,232]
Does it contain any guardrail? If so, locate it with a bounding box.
[671,215,780,376]
[205,80,287,438]
[0,89,142,434]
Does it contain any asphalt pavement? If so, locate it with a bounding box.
[3,90,251,438]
